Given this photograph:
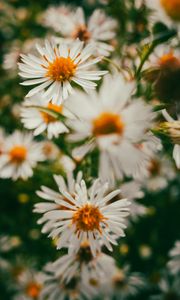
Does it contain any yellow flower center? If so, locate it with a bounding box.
[72,204,106,233]
[25,282,41,298]
[72,25,91,42]
[92,112,124,136]
[159,51,178,66]
[46,56,77,82]
[160,0,180,21]
[41,103,63,123]
[9,145,27,163]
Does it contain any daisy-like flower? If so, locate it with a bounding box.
[141,154,175,191]
[52,242,116,284]
[18,39,107,104]
[168,241,180,276]
[21,92,74,139]
[13,268,43,300]
[0,131,44,180]
[44,6,117,56]
[145,0,180,26]
[34,171,82,234]
[35,174,130,256]
[103,266,146,300]
[40,262,97,300]
[67,74,154,183]
[162,109,180,169]
[150,273,180,300]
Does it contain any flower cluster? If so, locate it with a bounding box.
[1,0,180,299]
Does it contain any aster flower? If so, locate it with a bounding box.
[52,243,116,284]
[142,154,175,191]
[145,0,180,26]
[40,262,97,300]
[103,266,146,300]
[162,109,180,169]
[168,241,180,275]
[67,74,154,183]
[0,131,44,180]
[34,171,82,234]
[12,268,43,300]
[44,6,117,56]
[150,273,180,300]
[0,128,5,155]
[35,174,130,256]
[18,39,107,104]
[21,92,74,139]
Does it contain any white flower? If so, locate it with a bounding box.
[34,171,82,234]
[162,109,180,169]
[40,262,97,300]
[44,6,117,56]
[20,92,73,138]
[13,269,43,300]
[103,266,146,300]
[35,174,130,256]
[51,243,116,284]
[168,241,180,275]
[67,74,154,183]
[145,0,180,26]
[18,39,107,104]
[0,131,44,180]
[142,154,175,191]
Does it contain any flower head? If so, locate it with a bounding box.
[44,6,117,56]
[35,173,130,256]
[21,92,74,139]
[0,131,44,180]
[67,74,154,183]
[168,241,180,276]
[18,39,107,104]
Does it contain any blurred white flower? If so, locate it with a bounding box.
[0,131,44,180]
[21,92,74,139]
[35,175,130,256]
[168,241,180,275]
[103,266,146,300]
[51,243,116,284]
[13,269,43,300]
[44,6,117,56]
[145,0,180,26]
[18,39,107,103]
[67,74,154,183]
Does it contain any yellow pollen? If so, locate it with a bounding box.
[72,204,106,233]
[92,112,124,136]
[41,103,63,123]
[160,0,180,21]
[72,25,91,42]
[25,282,41,298]
[46,56,76,82]
[9,145,27,163]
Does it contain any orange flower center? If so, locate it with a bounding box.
[72,25,91,42]
[72,204,106,233]
[41,103,63,123]
[46,57,77,82]
[148,159,161,176]
[25,282,41,298]
[9,145,27,163]
[160,0,180,21]
[92,112,124,136]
